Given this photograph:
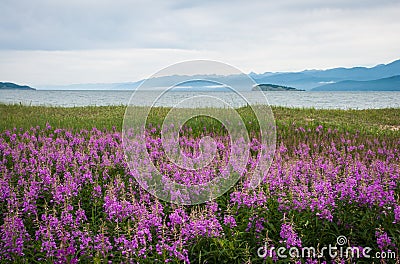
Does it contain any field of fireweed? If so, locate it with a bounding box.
[0,105,399,263]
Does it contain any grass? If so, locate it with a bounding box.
[0,104,399,137]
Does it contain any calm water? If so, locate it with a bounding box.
[1,90,399,109]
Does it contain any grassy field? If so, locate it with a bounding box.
[1,104,399,134]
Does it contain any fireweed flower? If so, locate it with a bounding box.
[394,205,400,223]
[375,230,395,250]
[0,126,399,262]
[279,223,302,248]
[0,214,30,259]
[223,215,237,228]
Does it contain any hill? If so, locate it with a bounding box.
[0,82,35,90]
[252,83,304,91]
[312,75,400,91]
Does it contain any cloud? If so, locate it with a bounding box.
[0,49,221,85]
[1,0,399,50]
[0,0,399,84]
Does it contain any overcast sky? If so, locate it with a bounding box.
[0,0,399,86]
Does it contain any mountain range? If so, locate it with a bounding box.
[312,75,400,91]
[6,59,400,91]
[251,59,400,91]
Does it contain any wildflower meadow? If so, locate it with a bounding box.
[0,105,399,263]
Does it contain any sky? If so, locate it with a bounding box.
[0,0,399,86]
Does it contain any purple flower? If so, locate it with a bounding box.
[375,231,395,250]
[223,215,237,228]
[280,223,302,248]
[394,205,400,223]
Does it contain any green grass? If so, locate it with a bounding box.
[0,104,399,136]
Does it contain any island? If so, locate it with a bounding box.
[252,83,304,91]
[0,82,35,90]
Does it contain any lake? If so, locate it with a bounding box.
[0,90,399,109]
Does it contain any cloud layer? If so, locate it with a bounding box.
[1,0,399,84]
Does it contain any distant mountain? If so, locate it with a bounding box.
[251,72,326,90]
[252,83,304,91]
[38,74,253,91]
[312,75,400,91]
[170,79,232,91]
[305,59,400,81]
[34,58,400,91]
[129,74,255,91]
[0,82,35,90]
[252,59,400,90]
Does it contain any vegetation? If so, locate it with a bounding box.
[0,104,399,263]
[1,104,399,135]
